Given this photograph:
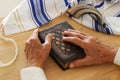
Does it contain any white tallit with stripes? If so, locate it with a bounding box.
[1,0,120,35]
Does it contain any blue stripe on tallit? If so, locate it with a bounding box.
[95,1,104,8]
[87,4,92,6]
[114,11,120,17]
[106,26,111,34]
[116,11,120,17]
[35,0,46,24]
[30,0,42,26]
[43,0,51,19]
[64,0,71,8]
[94,21,112,34]
[117,14,120,17]
[77,0,80,3]
[27,0,38,26]
[94,21,99,31]
[39,0,50,22]
[29,0,50,26]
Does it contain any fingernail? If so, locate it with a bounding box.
[63,31,67,33]
[69,63,74,68]
[34,28,39,33]
[67,29,72,31]
[62,32,64,34]
[62,37,66,40]
[35,28,39,31]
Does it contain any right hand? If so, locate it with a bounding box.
[63,29,118,68]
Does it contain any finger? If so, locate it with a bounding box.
[43,33,53,49]
[27,45,34,61]
[63,36,85,48]
[28,46,34,60]
[67,29,87,36]
[25,42,31,59]
[30,29,39,39]
[25,42,30,55]
[45,33,53,44]
[28,29,41,45]
[24,45,28,54]
[67,29,87,38]
[63,30,86,39]
[69,56,91,68]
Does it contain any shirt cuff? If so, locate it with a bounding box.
[113,48,120,66]
[20,67,47,80]
[109,0,120,3]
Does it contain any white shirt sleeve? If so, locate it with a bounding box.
[113,48,120,66]
[20,67,47,80]
[111,0,120,3]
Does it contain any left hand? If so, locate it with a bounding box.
[24,29,52,69]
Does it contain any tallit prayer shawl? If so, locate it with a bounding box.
[1,0,120,35]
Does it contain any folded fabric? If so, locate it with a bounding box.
[1,0,120,35]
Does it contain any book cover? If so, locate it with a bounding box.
[38,21,86,70]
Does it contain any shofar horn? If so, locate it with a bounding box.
[66,4,106,28]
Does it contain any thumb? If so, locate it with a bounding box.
[69,57,90,68]
[44,33,53,47]
[31,29,39,38]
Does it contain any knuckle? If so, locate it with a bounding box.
[73,62,79,67]
[75,33,80,37]
[85,40,89,43]
[25,41,30,45]
[29,38,37,43]
[46,42,51,47]
[89,36,97,40]
[30,38,35,42]
[72,37,77,40]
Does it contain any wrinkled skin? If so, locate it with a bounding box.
[25,29,118,69]
[24,29,52,69]
[63,29,118,68]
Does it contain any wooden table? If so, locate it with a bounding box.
[0,14,120,80]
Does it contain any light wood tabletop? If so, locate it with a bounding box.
[0,14,120,80]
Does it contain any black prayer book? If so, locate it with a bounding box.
[38,21,86,70]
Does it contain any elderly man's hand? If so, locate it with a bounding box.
[63,29,118,68]
[24,29,52,69]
